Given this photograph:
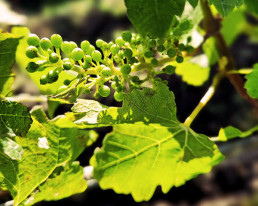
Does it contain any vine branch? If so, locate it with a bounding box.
[200,0,258,113]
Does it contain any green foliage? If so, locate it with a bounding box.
[124,0,185,38]
[91,124,224,201]
[245,64,258,99]
[218,125,258,141]
[73,83,178,127]
[25,162,87,205]
[0,32,20,96]
[0,100,32,137]
[208,0,243,17]
[0,107,95,205]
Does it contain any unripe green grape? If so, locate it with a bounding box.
[83,62,90,70]
[176,56,184,63]
[178,43,186,51]
[27,34,40,47]
[118,50,124,59]
[51,34,63,48]
[84,88,90,95]
[86,45,95,55]
[108,42,114,49]
[113,75,119,82]
[164,65,176,74]
[186,45,194,53]
[63,79,70,86]
[114,91,123,102]
[173,28,182,36]
[102,67,112,76]
[63,61,72,70]
[167,48,177,58]
[40,75,48,85]
[131,76,140,83]
[120,64,131,75]
[99,85,110,97]
[70,41,78,50]
[110,44,120,55]
[148,39,156,48]
[124,48,133,58]
[151,58,158,66]
[92,50,102,62]
[26,46,38,58]
[40,38,52,50]
[49,53,59,63]
[81,40,90,51]
[47,69,59,83]
[187,36,192,43]
[144,50,154,58]
[128,57,137,64]
[157,45,165,52]
[179,20,190,31]
[84,55,92,63]
[115,37,125,47]
[26,62,39,73]
[57,85,68,93]
[61,41,73,53]
[71,48,84,61]
[36,60,48,71]
[121,31,132,42]
[94,91,100,99]
[96,39,105,48]
[111,81,116,89]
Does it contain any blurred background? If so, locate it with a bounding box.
[0,0,258,205]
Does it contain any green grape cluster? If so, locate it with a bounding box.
[25,28,194,101]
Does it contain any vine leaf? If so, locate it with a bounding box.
[218,125,258,141]
[72,82,178,127]
[175,55,210,86]
[0,100,32,137]
[188,0,199,7]
[91,124,224,202]
[245,64,258,99]
[124,0,186,38]
[208,0,243,17]
[0,32,20,97]
[73,83,225,201]
[24,162,87,206]
[0,107,95,206]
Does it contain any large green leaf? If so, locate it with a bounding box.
[124,0,186,38]
[24,162,87,205]
[73,83,224,201]
[208,0,243,17]
[0,32,20,96]
[73,82,178,127]
[218,125,258,141]
[245,64,258,99]
[0,136,24,160]
[91,124,224,201]
[0,100,32,137]
[0,107,93,205]
[187,0,199,7]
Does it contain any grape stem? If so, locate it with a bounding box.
[184,73,223,127]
